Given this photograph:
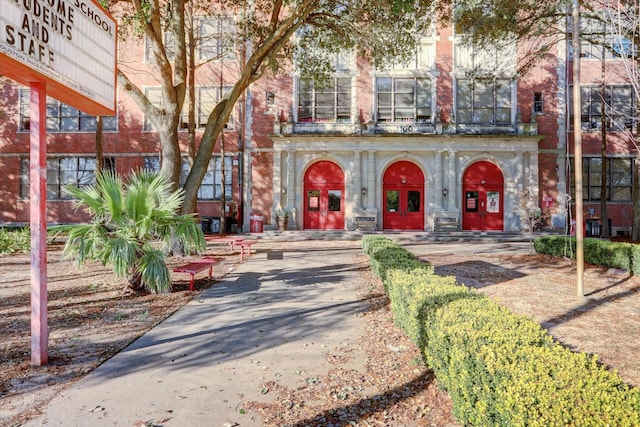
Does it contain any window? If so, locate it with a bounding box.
[376,77,432,123]
[569,157,634,202]
[145,87,234,131]
[145,30,175,62]
[19,90,117,132]
[180,156,232,200]
[298,77,352,123]
[454,38,516,75]
[179,86,234,130]
[143,156,161,172]
[21,156,114,199]
[574,17,616,60]
[456,78,512,124]
[569,85,636,132]
[198,16,235,61]
[533,92,544,113]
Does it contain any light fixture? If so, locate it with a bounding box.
[442,188,448,198]
[282,187,287,194]
[362,187,367,196]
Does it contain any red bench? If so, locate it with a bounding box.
[237,240,257,261]
[205,236,245,251]
[173,256,222,291]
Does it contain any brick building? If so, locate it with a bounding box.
[0,18,636,235]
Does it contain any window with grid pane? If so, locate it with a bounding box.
[297,78,352,123]
[569,157,634,202]
[21,157,114,199]
[178,87,234,130]
[180,156,232,200]
[375,77,432,123]
[456,78,512,125]
[145,30,175,62]
[569,85,636,131]
[19,89,117,132]
[198,16,235,61]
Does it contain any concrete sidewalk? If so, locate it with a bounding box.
[26,240,370,427]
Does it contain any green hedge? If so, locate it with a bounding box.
[363,235,640,426]
[533,236,640,274]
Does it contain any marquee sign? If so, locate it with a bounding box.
[0,0,117,115]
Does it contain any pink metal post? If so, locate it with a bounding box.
[30,82,48,366]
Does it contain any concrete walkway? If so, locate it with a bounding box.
[26,240,371,427]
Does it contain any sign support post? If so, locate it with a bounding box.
[30,82,48,365]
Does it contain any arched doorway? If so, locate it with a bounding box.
[303,161,345,230]
[382,161,425,231]
[462,161,504,231]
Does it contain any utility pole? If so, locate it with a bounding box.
[572,0,585,297]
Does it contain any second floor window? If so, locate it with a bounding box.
[145,87,234,131]
[19,90,117,132]
[456,78,512,125]
[376,77,432,123]
[298,77,352,123]
[198,16,236,61]
[569,85,636,132]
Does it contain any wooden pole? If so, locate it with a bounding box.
[30,82,48,365]
[572,0,585,297]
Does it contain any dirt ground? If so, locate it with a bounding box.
[1,238,639,427]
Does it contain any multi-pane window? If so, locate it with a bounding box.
[569,85,636,132]
[569,157,634,202]
[179,87,233,129]
[376,77,432,123]
[456,78,512,125]
[19,90,117,132]
[143,156,161,172]
[573,17,617,60]
[298,77,352,123]
[145,30,176,62]
[534,92,544,113]
[180,156,232,200]
[20,157,114,199]
[145,87,233,131]
[198,16,235,61]
[454,38,517,75]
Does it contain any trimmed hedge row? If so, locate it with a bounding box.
[533,236,640,275]
[362,235,640,426]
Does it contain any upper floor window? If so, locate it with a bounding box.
[570,157,634,202]
[180,156,232,200]
[297,77,352,123]
[377,37,436,72]
[569,85,636,132]
[21,156,115,199]
[454,38,517,75]
[145,30,176,62]
[198,16,236,61]
[144,87,234,131]
[456,78,512,125]
[179,86,234,130]
[376,77,432,123]
[19,89,117,133]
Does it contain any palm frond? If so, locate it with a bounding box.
[138,246,172,293]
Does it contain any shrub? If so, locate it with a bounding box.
[362,235,640,426]
[0,227,31,255]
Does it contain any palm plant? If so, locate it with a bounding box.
[51,170,206,294]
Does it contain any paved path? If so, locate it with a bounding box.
[26,241,370,427]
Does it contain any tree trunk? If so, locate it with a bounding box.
[633,160,640,241]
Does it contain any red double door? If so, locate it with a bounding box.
[304,161,345,230]
[462,161,504,231]
[383,161,425,231]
